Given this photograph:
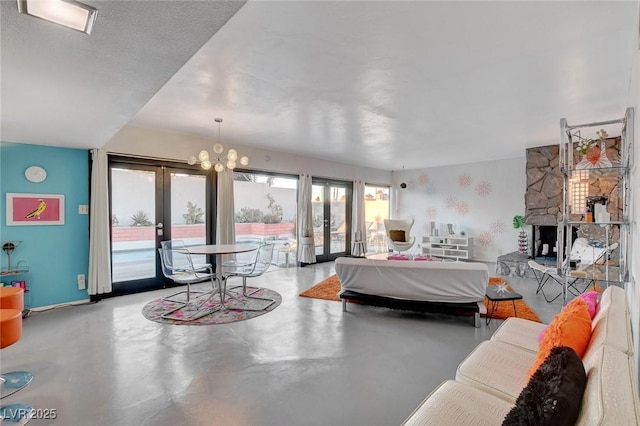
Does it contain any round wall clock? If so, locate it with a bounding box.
[25,166,47,183]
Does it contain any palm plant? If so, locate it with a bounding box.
[131,210,153,226]
[183,201,204,224]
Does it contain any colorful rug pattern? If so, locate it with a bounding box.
[300,275,541,323]
[142,287,281,325]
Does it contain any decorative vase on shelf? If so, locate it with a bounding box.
[576,142,612,169]
[518,230,528,254]
[575,129,612,170]
[513,215,527,255]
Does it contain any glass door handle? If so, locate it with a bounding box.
[156,223,164,228]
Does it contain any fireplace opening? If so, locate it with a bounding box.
[531,225,577,261]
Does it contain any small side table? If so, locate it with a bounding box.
[485,284,522,325]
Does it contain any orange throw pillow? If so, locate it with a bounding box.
[528,298,592,377]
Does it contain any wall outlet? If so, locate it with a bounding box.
[77,274,86,290]
[78,205,89,214]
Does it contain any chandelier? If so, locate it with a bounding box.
[187,118,249,172]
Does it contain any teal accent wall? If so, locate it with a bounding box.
[0,142,90,308]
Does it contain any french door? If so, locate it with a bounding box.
[109,158,214,295]
[311,179,352,262]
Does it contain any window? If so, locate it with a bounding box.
[233,172,298,267]
[364,185,390,253]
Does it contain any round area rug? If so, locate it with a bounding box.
[142,287,282,325]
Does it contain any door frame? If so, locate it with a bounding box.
[108,156,216,296]
[312,178,352,263]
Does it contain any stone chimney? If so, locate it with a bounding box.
[525,145,562,225]
[525,138,622,236]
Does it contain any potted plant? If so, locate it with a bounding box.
[301,230,314,246]
[513,215,527,254]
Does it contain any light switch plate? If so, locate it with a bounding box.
[78,205,89,214]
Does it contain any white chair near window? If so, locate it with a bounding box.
[222,244,276,311]
[383,218,416,254]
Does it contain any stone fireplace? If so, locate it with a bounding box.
[525,139,622,245]
[531,225,558,259]
[496,138,621,277]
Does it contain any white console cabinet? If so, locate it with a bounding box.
[422,236,472,260]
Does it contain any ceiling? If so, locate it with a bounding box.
[2,1,638,171]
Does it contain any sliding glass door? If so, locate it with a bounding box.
[109,158,213,295]
[312,179,351,262]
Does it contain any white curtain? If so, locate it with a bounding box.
[88,149,112,295]
[217,168,236,245]
[352,180,367,252]
[297,173,316,264]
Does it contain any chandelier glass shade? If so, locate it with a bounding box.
[187,118,248,172]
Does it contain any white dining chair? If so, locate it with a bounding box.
[158,246,219,321]
[223,244,276,311]
[160,240,211,304]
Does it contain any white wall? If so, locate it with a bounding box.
[394,157,526,262]
[105,125,392,185]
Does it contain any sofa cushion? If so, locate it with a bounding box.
[401,380,514,426]
[503,346,587,426]
[389,229,406,242]
[456,341,535,403]
[578,345,640,424]
[492,317,545,353]
[586,299,633,356]
[528,298,591,376]
[598,285,628,315]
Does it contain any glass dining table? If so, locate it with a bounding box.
[184,244,258,310]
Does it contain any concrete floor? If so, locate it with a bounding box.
[1,261,564,426]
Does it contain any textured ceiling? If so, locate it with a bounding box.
[0,0,246,149]
[2,1,638,170]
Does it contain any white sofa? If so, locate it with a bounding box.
[335,257,489,327]
[402,285,640,425]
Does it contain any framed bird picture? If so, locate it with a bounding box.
[6,193,65,226]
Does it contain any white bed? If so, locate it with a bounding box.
[335,257,489,326]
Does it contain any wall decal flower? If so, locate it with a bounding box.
[456,201,470,215]
[475,180,492,197]
[445,195,458,209]
[457,173,472,187]
[490,220,506,235]
[478,231,494,247]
